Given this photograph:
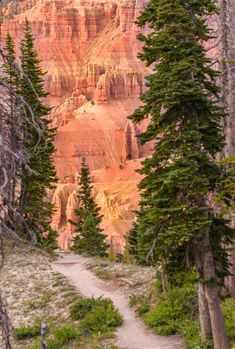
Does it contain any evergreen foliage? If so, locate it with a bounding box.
[215,156,235,217]
[129,0,233,278]
[129,0,234,346]
[72,158,108,257]
[3,33,19,89]
[18,19,57,247]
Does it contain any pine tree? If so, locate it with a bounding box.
[3,33,19,88]
[19,19,57,249]
[72,158,108,257]
[130,1,233,348]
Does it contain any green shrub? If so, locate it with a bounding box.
[70,297,114,320]
[79,304,123,336]
[70,297,123,337]
[129,294,150,316]
[30,324,78,349]
[14,324,41,340]
[179,320,212,349]
[30,338,62,349]
[46,337,62,349]
[53,324,78,343]
[144,284,214,349]
[222,298,235,342]
[145,285,197,335]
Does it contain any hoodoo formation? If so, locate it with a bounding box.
[1,0,152,250]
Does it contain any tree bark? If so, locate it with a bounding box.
[195,250,212,339]
[217,0,235,296]
[200,230,230,349]
[197,283,212,340]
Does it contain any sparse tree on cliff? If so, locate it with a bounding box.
[72,158,108,257]
[18,19,57,249]
[130,1,234,348]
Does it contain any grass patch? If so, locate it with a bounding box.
[94,269,114,281]
[179,320,212,349]
[14,323,41,340]
[26,291,54,310]
[222,297,235,346]
[30,324,78,349]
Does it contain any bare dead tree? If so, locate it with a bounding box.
[0,290,11,349]
[0,47,45,348]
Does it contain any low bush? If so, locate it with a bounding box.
[145,285,197,335]
[70,296,114,320]
[79,304,123,336]
[70,296,123,337]
[30,324,78,349]
[14,323,41,340]
[179,320,212,349]
[141,278,235,349]
[53,324,78,343]
[144,284,213,348]
[222,297,235,345]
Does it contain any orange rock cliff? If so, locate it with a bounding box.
[1,0,152,250]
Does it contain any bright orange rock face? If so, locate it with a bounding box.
[2,0,152,250]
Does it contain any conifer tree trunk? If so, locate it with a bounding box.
[197,283,212,339]
[199,230,229,349]
[195,251,212,339]
[218,0,235,296]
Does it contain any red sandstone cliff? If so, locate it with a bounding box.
[1,0,152,249]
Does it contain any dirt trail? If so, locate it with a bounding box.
[52,253,182,349]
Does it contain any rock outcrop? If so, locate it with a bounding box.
[1,0,151,250]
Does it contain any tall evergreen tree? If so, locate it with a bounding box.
[3,33,19,88]
[72,158,108,257]
[19,19,57,249]
[129,1,233,348]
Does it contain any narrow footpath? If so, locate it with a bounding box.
[52,253,182,349]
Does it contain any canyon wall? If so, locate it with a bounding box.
[1,0,151,250]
